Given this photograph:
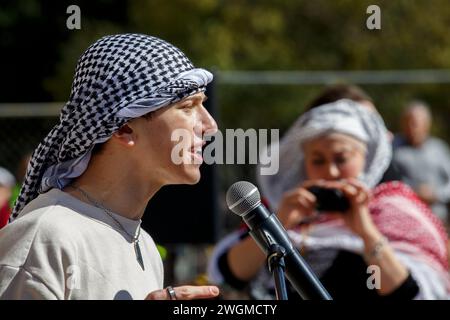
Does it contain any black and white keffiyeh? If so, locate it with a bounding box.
[11,33,212,221]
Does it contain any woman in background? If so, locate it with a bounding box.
[208,97,449,300]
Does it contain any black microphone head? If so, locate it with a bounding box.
[226,181,261,217]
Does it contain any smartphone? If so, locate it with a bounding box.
[307,186,350,213]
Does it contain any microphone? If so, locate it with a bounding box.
[226,181,332,300]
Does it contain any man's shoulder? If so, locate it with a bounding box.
[140,229,160,254]
[16,194,86,237]
[427,136,450,151]
[0,195,87,265]
[0,199,87,299]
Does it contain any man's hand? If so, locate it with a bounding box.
[145,285,219,300]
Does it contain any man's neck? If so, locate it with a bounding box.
[63,158,161,221]
[410,138,428,148]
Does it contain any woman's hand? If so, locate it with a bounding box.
[277,180,322,229]
[319,178,377,238]
[146,285,220,300]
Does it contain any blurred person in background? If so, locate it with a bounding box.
[9,151,32,209]
[306,84,401,183]
[208,89,449,300]
[306,84,376,112]
[0,34,219,300]
[0,167,15,229]
[392,101,450,226]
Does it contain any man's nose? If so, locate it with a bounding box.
[200,106,218,135]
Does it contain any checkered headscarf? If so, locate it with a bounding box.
[11,33,213,221]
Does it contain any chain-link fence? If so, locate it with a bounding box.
[0,103,62,181]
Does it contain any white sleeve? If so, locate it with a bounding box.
[0,265,59,300]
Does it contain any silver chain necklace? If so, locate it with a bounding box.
[70,185,145,271]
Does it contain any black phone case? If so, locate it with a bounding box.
[307,186,350,212]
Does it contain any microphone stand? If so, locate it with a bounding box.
[267,244,289,300]
[248,214,332,300]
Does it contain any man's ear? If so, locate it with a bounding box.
[112,124,135,147]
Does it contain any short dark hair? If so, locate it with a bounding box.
[91,142,105,156]
[142,111,155,120]
[306,84,373,110]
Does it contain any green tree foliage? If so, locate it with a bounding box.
[130,0,450,138]
[2,0,450,149]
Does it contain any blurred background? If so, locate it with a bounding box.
[1,0,450,298]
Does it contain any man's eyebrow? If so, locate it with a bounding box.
[184,93,208,103]
[195,93,208,102]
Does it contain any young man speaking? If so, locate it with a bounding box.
[0,34,219,300]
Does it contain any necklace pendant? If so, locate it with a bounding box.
[134,240,145,271]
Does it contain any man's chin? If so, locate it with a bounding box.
[188,172,201,184]
[180,167,201,185]
[162,166,201,186]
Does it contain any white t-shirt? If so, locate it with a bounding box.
[0,188,164,300]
